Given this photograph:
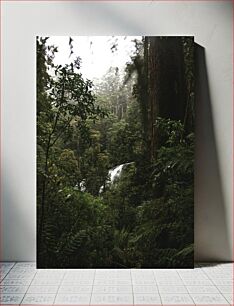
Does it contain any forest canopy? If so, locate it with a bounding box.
[37,36,194,268]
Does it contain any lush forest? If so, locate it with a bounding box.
[37,36,194,268]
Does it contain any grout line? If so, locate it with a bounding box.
[130,268,134,306]
[90,268,96,306]
[19,262,38,305]
[53,269,66,305]
[0,261,17,305]
[200,263,233,305]
[176,267,191,294]
[176,266,197,305]
[0,261,17,283]
[213,286,232,305]
[152,269,163,305]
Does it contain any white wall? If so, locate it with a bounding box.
[2,1,232,262]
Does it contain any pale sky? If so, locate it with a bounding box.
[47,36,141,83]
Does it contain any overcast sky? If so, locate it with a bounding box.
[47,36,141,82]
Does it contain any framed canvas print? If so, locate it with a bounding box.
[37,36,194,268]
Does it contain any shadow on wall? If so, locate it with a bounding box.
[66,2,146,34]
[194,44,231,262]
[2,169,36,261]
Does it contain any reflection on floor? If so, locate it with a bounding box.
[0,262,232,305]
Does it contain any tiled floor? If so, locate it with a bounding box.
[0,262,233,305]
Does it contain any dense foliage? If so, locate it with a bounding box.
[37,36,194,268]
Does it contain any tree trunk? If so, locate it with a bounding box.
[145,36,188,160]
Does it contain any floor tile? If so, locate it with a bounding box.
[96,269,130,274]
[37,269,64,274]
[0,279,32,286]
[179,274,209,280]
[212,279,233,285]
[4,272,35,280]
[0,261,233,306]
[10,267,36,273]
[208,275,232,281]
[35,274,64,280]
[95,275,132,281]
[62,278,93,285]
[0,294,24,305]
[181,279,213,285]
[54,294,91,305]
[134,294,161,305]
[14,262,36,268]
[133,285,158,294]
[160,294,194,305]
[158,285,188,294]
[216,285,233,293]
[0,262,16,269]
[0,272,10,279]
[96,271,130,277]
[186,285,219,293]
[21,293,56,305]
[178,271,207,276]
[0,285,28,294]
[179,272,198,276]
[31,278,61,286]
[132,274,155,279]
[190,293,230,304]
[155,275,181,280]
[35,273,63,279]
[91,294,133,305]
[64,273,95,279]
[92,285,132,293]
[156,279,184,285]
[27,285,59,294]
[222,293,233,304]
[94,279,132,285]
[63,274,93,281]
[154,269,179,274]
[131,271,154,277]
[132,279,156,285]
[0,267,14,274]
[58,285,92,294]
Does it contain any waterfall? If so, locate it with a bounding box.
[109,164,125,183]
[75,162,134,193]
[99,162,133,193]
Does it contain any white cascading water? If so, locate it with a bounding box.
[99,162,133,193]
[75,162,133,193]
[109,164,125,183]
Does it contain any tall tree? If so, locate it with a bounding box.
[145,36,188,160]
[37,37,104,250]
